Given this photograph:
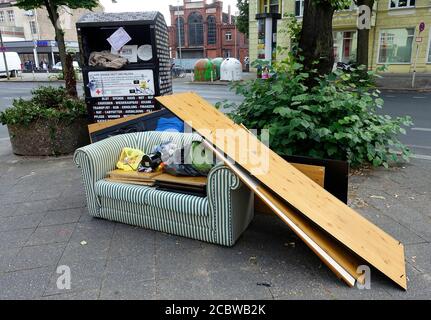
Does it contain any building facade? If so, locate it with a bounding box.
[249,0,431,73]
[168,0,248,65]
[0,0,103,68]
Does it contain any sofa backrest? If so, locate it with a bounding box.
[111,131,203,154]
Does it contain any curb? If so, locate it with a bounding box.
[0,80,84,84]
[185,81,231,86]
[378,87,431,92]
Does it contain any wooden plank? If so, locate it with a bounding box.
[108,169,161,182]
[256,163,325,215]
[105,177,155,186]
[154,174,207,187]
[202,139,364,287]
[156,92,407,289]
[290,163,325,187]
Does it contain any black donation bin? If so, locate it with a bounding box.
[76,12,172,123]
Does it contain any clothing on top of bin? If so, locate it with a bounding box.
[89,51,128,69]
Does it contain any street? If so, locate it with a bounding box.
[0,82,430,159]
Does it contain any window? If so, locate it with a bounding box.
[269,0,279,13]
[207,16,216,45]
[390,0,416,9]
[225,31,232,41]
[257,19,266,59]
[224,50,231,58]
[260,0,268,13]
[378,28,414,63]
[175,17,185,47]
[7,10,14,22]
[188,12,203,46]
[0,11,4,23]
[29,21,37,34]
[333,31,357,63]
[259,0,280,14]
[295,0,304,17]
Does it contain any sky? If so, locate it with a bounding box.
[99,0,239,26]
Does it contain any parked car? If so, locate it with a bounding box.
[0,52,22,77]
[52,61,80,71]
[171,64,186,78]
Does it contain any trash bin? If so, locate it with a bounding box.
[76,11,172,123]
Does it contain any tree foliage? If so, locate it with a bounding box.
[15,0,98,97]
[15,0,98,10]
[236,0,249,38]
[219,55,412,168]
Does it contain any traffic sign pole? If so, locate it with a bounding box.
[0,28,10,80]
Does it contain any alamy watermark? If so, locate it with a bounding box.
[356,265,371,290]
[56,265,71,290]
[357,5,371,30]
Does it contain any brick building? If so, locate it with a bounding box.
[168,0,248,64]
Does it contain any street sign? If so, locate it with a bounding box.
[36,40,49,47]
[419,22,425,33]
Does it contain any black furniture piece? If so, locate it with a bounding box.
[76,11,172,123]
[283,155,349,204]
[89,109,181,143]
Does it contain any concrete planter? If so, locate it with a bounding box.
[7,117,90,156]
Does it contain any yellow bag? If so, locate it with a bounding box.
[116,147,144,172]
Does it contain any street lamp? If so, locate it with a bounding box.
[177,0,182,66]
[234,11,239,59]
[0,28,10,80]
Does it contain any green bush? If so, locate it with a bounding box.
[220,54,413,168]
[0,86,87,126]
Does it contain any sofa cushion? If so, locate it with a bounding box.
[144,188,209,217]
[95,179,154,205]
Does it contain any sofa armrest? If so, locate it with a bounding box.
[73,135,132,216]
[207,164,254,246]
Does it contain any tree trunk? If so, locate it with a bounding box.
[356,0,374,69]
[45,0,77,98]
[56,30,77,98]
[298,0,335,78]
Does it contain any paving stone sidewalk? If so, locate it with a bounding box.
[0,138,430,300]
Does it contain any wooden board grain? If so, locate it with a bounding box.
[156,92,407,289]
[154,174,207,187]
[290,163,325,187]
[105,177,155,186]
[108,169,161,182]
[255,163,325,215]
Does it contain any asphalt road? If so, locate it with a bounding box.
[0,82,429,159]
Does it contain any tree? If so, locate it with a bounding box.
[298,0,351,78]
[16,0,98,98]
[236,0,249,38]
[354,0,375,69]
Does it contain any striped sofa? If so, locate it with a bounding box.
[73,131,254,246]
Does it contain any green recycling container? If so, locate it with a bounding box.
[194,59,216,81]
[211,57,224,80]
